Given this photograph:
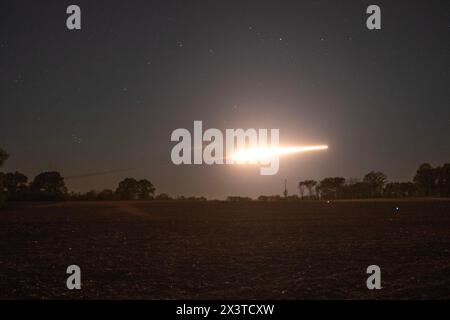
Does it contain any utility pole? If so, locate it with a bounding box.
[283,178,288,198]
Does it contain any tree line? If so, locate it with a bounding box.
[1,147,449,203]
[227,164,450,201]
[0,170,157,202]
[296,164,450,200]
[0,148,153,202]
[0,148,209,203]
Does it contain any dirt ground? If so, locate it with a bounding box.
[0,200,449,299]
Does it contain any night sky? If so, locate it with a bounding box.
[1,0,449,199]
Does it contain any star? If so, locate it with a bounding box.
[71,134,82,144]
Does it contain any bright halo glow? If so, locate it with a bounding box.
[231,145,328,163]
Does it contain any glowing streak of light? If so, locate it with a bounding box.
[231,145,328,163]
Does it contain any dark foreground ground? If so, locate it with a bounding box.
[0,200,449,299]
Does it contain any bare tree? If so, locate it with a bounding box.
[298,181,306,198]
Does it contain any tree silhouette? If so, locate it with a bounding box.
[4,171,28,200]
[116,178,139,200]
[304,180,317,198]
[299,180,318,199]
[318,177,346,199]
[414,163,438,196]
[30,171,67,200]
[363,171,387,197]
[115,178,155,200]
[0,148,8,167]
[298,181,306,198]
[137,179,155,200]
[437,163,450,197]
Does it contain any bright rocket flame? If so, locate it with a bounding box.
[231,145,328,163]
